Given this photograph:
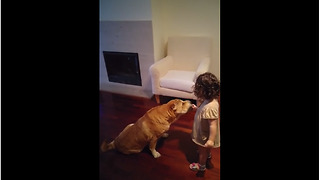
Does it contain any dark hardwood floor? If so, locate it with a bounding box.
[100,91,220,180]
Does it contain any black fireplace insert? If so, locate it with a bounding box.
[103,51,142,86]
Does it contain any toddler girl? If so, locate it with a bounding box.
[189,72,220,177]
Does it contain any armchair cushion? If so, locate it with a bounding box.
[159,70,195,93]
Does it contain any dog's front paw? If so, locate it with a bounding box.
[151,150,161,158]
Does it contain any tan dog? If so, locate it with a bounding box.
[100,99,192,158]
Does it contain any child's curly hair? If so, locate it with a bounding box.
[193,72,220,100]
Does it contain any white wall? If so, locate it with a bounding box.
[100,0,152,21]
[151,0,166,61]
[151,0,220,79]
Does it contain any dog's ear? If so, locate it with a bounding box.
[169,99,181,111]
[170,103,177,111]
[167,99,175,111]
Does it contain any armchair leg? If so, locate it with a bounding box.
[155,95,160,104]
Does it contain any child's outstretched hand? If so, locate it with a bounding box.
[191,104,197,111]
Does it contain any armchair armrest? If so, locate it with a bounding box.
[194,57,210,82]
[149,56,173,94]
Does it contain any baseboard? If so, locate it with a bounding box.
[99,82,153,99]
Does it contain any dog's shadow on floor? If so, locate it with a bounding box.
[156,130,198,163]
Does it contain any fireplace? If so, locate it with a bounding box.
[103,51,142,86]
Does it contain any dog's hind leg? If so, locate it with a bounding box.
[149,137,161,158]
[101,123,135,153]
[100,140,115,152]
[117,123,134,137]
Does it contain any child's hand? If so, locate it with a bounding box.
[191,104,197,110]
[204,140,214,148]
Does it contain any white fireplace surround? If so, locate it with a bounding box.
[99,21,154,98]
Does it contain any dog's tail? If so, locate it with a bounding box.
[100,139,115,152]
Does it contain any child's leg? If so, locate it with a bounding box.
[189,145,207,171]
[190,145,211,177]
[198,146,209,169]
[196,146,209,177]
[206,148,214,169]
[207,148,212,159]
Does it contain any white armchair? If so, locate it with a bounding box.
[149,36,212,104]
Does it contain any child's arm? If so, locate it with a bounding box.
[191,98,204,111]
[191,104,197,111]
[204,119,218,148]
